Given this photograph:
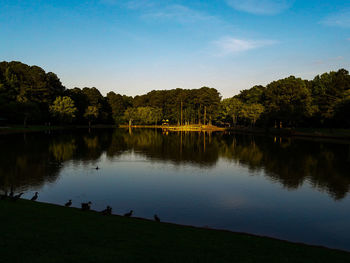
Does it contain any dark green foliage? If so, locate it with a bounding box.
[0,61,65,124]
[107,91,133,124]
[236,85,265,104]
[50,96,77,123]
[264,76,314,127]
[311,69,350,126]
[131,87,221,125]
[221,69,350,128]
[0,60,349,128]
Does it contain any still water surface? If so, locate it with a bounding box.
[1,128,350,250]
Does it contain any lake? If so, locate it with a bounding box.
[1,128,350,251]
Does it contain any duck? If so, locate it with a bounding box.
[65,200,72,207]
[101,206,112,215]
[31,192,38,201]
[13,193,24,200]
[95,166,100,170]
[154,214,160,222]
[124,210,133,217]
[81,201,92,211]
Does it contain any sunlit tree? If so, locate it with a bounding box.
[50,96,77,123]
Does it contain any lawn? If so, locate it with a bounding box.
[0,199,349,262]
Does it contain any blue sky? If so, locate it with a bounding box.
[0,0,349,98]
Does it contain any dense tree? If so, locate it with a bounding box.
[1,60,349,128]
[124,107,137,126]
[236,85,265,104]
[264,76,314,127]
[220,98,243,126]
[0,61,65,124]
[50,96,77,123]
[84,106,99,127]
[311,69,350,126]
[65,88,89,123]
[107,91,132,124]
[239,104,265,126]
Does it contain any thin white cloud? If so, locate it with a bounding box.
[142,4,216,23]
[321,10,350,28]
[214,37,277,55]
[225,0,293,15]
[101,1,224,26]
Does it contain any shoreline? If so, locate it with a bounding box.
[0,198,349,262]
[1,125,350,141]
[119,124,226,131]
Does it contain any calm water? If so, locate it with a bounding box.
[1,128,350,251]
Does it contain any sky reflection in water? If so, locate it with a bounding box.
[1,128,350,251]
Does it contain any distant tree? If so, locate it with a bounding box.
[236,85,265,104]
[124,107,137,126]
[311,69,350,125]
[240,104,265,126]
[151,107,163,125]
[84,106,99,127]
[50,96,77,123]
[107,91,133,124]
[134,107,163,125]
[221,98,243,126]
[264,76,314,127]
[81,87,113,123]
[65,87,89,123]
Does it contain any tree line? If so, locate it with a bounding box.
[0,61,349,128]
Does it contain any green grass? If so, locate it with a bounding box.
[0,199,349,263]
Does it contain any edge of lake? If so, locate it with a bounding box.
[1,198,349,262]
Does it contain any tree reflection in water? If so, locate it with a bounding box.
[0,128,349,200]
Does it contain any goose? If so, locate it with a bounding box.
[101,206,112,215]
[154,214,160,222]
[13,193,24,200]
[65,200,72,207]
[31,192,38,201]
[124,210,133,217]
[81,201,92,211]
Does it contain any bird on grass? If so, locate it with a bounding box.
[12,193,24,201]
[81,201,92,211]
[124,210,133,217]
[101,206,112,215]
[154,214,160,222]
[65,200,72,207]
[31,192,38,201]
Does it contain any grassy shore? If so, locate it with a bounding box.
[1,125,350,141]
[119,124,225,131]
[0,199,349,263]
